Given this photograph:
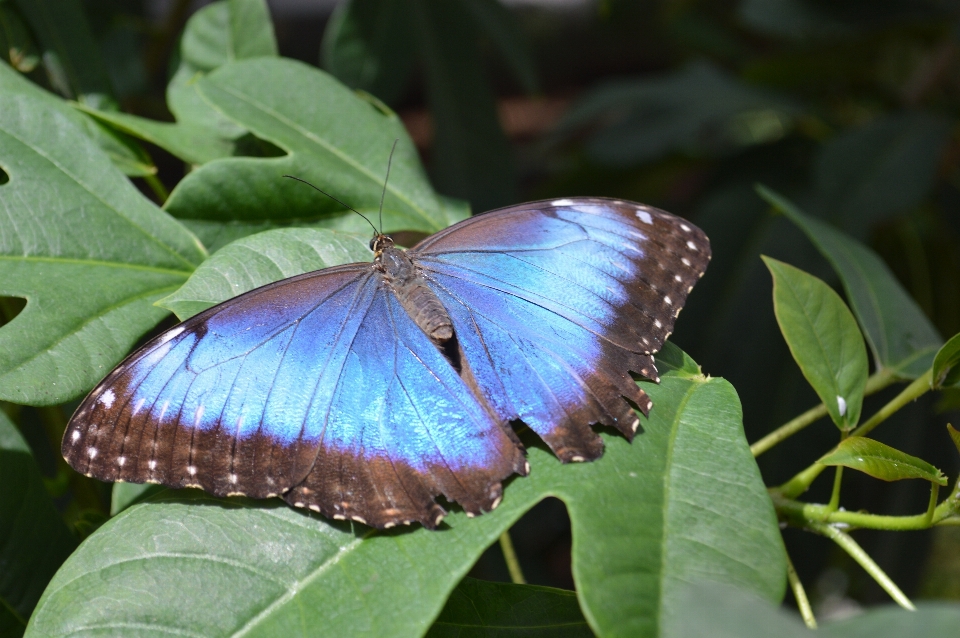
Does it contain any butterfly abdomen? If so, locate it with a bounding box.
[378,244,453,345]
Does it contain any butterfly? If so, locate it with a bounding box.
[62,197,710,529]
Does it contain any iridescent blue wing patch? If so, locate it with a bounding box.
[410,198,711,462]
[63,264,526,529]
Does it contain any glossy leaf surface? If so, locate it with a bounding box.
[28,350,784,638]
[820,437,947,485]
[0,93,205,405]
[759,186,942,378]
[763,256,868,429]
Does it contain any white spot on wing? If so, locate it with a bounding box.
[71,430,81,442]
[99,389,116,408]
[837,396,847,417]
[636,210,653,224]
[674,274,682,282]
[187,465,197,476]
[491,496,502,510]
[148,459,157,470]
[194,405,205,427]
[118,456,126,466]
[686,240,697,250]
[664,296,672,305]
[133,398,145,415]
[570,455,585,462]
[158,325,185,344]
[229,474,238,484]
[87,447,97,459]
[681,258,691,266]
[680,223,691,232]
[551,199,575,207]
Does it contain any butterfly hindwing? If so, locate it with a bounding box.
[411,198,710,462]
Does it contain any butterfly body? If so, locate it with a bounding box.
[63,198,710,529]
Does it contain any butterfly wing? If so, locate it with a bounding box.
[410,197,710,462]
[63,264,525,528]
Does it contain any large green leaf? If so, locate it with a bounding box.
[321,0,417,106]
[0,62,156,177]
[81,0,278,166]
[427,578,589,637]
[27,352,783,637]
[811,112,951,235]
[820,437,947,485]
[0,93,205,405]
[11,0,113,104]
[763,256,868,429]
[0,410,77,630]
[163,57,457,234]
[759,186,942,378]
[410,0,517,212]
[158,228,372,320]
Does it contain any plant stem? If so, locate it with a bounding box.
[772,489,959,531]
[499,530,526,585]
[827,467,843,512]
[786,553,817,629]
[143,174,170,204]
[807,521,915,610]
[751,369,895,457]
[850,370,932,438]
[777,370,932,498]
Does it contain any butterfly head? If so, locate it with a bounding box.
[370,234,395,255]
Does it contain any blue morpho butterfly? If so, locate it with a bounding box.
[62,164,710,529]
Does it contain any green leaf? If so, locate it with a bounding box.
[163,57,454,234]
[820,603,960,637]
[933,333,960,389]
[0,62,157,177]
[0,410,78,627]
[0,93,206,405]
[427,578,590,637]
[28,353,785,637]
[85,0,279,166]
[158,228,372,320]
[321,0,417,106]
[948,424,960,457]
[11,0,113,104]
[820,437,947,485]
[812,112,951,235]
[410,0,517,211]
[554,61,796,166]
[460,0,539,94]
[763,256,869,429]
[758,185,943,378]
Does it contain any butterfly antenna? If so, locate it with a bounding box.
[282,175,379,236]
[378,139,399,233]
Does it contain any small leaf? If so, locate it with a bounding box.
[0,93,205,405]
[759,186,943,379]
[158,228,372,320]
[427,578,590,637]
[947,424,960,457]
[28,351,785,637]
[932,333,960,389]
[821,437,947,485]
[0,410,78,626]
[763,256,869,429]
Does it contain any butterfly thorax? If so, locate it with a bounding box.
[376,240,454,345]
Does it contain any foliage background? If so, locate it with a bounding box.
[1,0,960,634]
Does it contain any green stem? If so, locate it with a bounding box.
[143,173,170,204]
[773,489,958,531]
[807,521,915,610]
[778,370,932,498]
[925,483,940,526]
[786,553,817,629]
[827,467,843,512]
[751,369,895,457]
[499,530,526,585]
